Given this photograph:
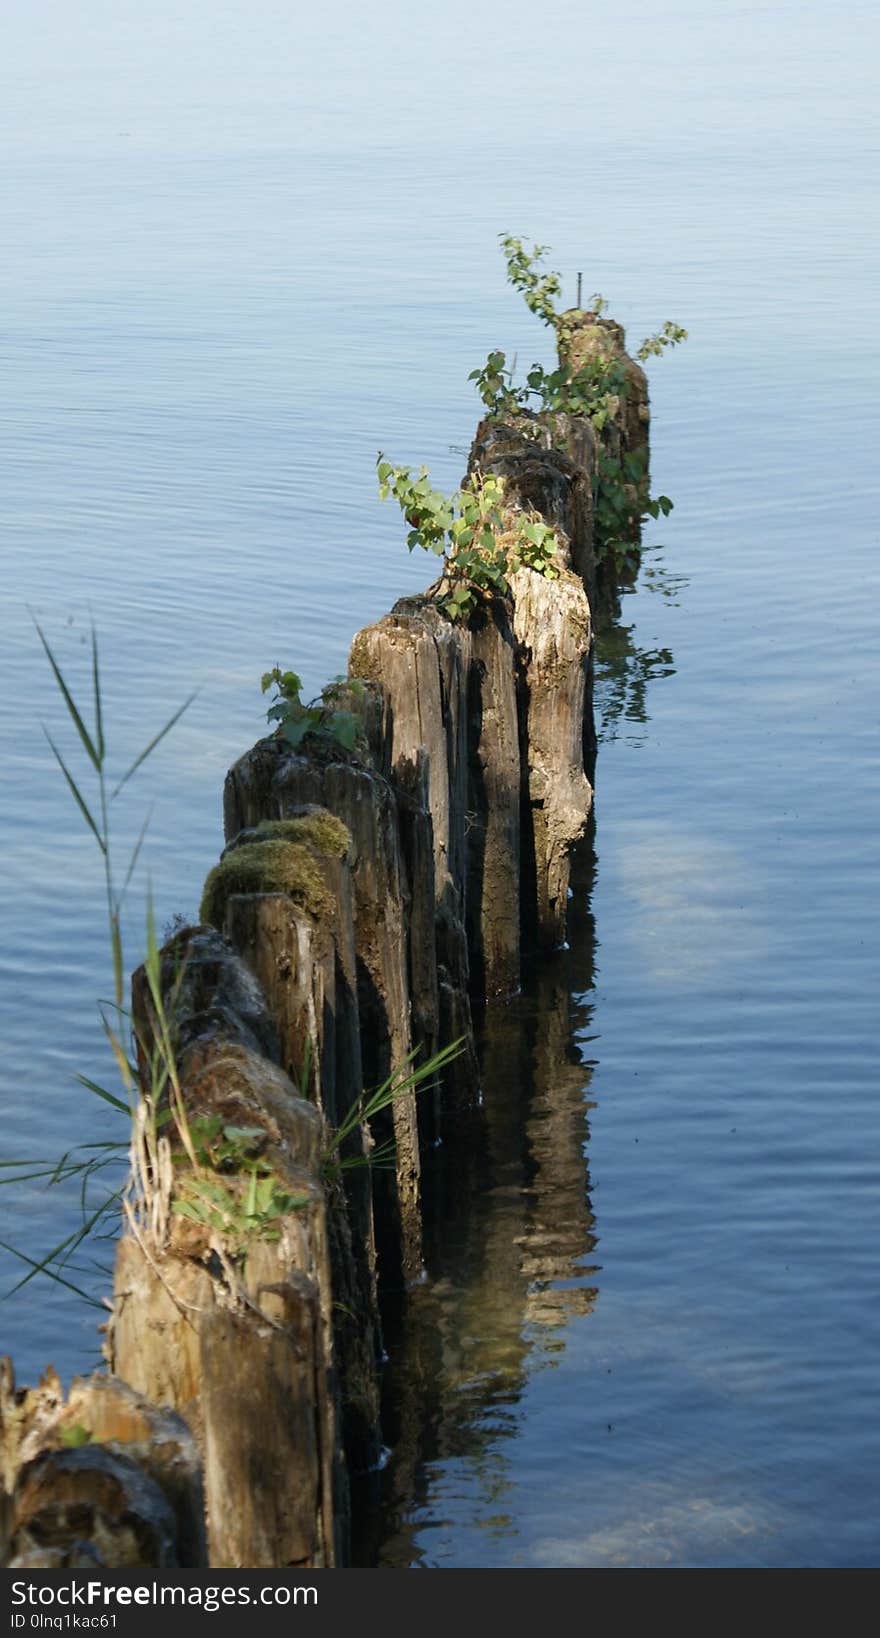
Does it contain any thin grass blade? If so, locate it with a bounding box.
[109,911,124,1011]
[75,1074,131,1115]
[41,727,106,854]
[32,615,102,771]
[111,692,198,799]
[100,1009,135,1097]
[91,622,105,764]
[0,1238,106,1308]
[120,808,152,903]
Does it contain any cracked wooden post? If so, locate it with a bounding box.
[468,419,594,952]
[223,748,427,1284]
[107,928,341,1568]
[349,603,479,1085]
[201,814,383,1476]
[350,594,523,1002]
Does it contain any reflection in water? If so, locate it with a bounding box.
[355,842,601,1567]
[593,547,681,746]
[355,550,677,1568]
[594,629,675,744]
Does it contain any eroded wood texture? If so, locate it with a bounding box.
[0,1363,204,1568]
[468,419,594,950]
[222,755,425,1281]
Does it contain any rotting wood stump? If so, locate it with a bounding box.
[0,1362,204,1568]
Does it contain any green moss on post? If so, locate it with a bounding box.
[243,813,351,860]
[201,838,334,930]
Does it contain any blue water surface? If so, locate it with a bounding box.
[0,0,877,1569]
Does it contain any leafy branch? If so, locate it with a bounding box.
[376,457,560,622]
[471,236,688,571]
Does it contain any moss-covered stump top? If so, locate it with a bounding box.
[556,308,627,366]
[555,308,648,403]
[200,810,351,930]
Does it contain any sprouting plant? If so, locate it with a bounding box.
[470,236,687,573]
[322,1039,466,1182]
[499,232,688,359]
[376,456,561,622]
[498,234,562,327]
[0,620,195,1304]
[468,350,522,418]
[469,351,631,429]
[594,448,674,572]
[636,321,689,361]
[261,666,364,753]
[169,1116,309,1254]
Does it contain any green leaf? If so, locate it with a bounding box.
[75,1074,130,1115]
[326,710,358,751]
[90,624,105,765]
[112,691,198,799]
[41,726,106,854]
[32,616,102,772]
[282,717,310,750]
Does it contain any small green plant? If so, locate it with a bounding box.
[469,351,631,430]
[499,232,688,360]
[498,234,563,326]
[376,456,561,622]
[261,666,364,753]
[635,321,689,362]
[594,448,674,572]
[170,1116,309,1254]
[474,235,687,572]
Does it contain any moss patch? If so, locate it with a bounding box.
[200,837,334,930]
[348,632,383,685]
[242,812,351,860]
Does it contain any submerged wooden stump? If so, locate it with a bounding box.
[351,594,523,1000]
[468,418,595,952]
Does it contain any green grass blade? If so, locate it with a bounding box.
[75,1074,131,1115]
[0,1238,107,1308]
[48,1148,75,1186]
[41,726,106,854]
[0,1163,71,1185]
[110,910,124,1011]
[32,615,102,771]
[111,692,198,799]
[120,808,152,904]
[91,622,105,764]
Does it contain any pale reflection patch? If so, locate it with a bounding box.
[532,1491,778,1568]
[608,821,770,982]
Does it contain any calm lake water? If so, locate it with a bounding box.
[1,0,878,1569]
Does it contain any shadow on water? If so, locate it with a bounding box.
[352,554,678,1568]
